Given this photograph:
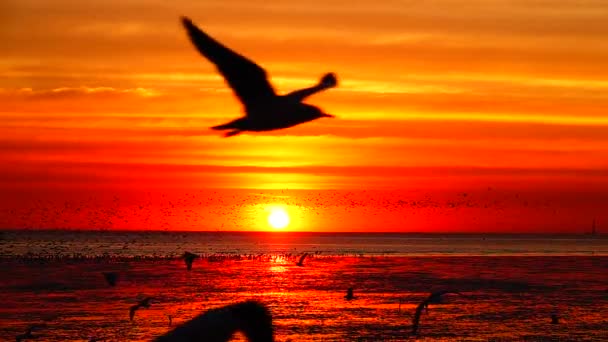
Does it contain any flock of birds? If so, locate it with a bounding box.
[8,15,573,341]
[2,185,562,234]
[13,250,500,341]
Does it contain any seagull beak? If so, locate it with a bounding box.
[321,113,335,118]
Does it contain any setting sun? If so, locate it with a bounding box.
[268,208,290,229]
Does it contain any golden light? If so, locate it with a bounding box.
[267,207,290,229]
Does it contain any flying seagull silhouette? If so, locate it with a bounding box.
[182,251,199,271]
[16,324,46,342]
[155,301,273,342]
[130,297,154,321]
[181,17,338,137]
[411,290,464,335]
[295,253,308,267]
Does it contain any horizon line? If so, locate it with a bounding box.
[0,228,601,236]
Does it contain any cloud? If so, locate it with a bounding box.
[0,86,161,98]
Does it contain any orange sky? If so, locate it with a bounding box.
[1,0,607,232]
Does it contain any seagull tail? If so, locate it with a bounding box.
[210,122,242,137]
[224,130,242,137]
[211,118,243,130]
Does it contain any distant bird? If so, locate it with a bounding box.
[551,313,559,324]
[411,291,464,335]
[181,17,337,137]
[155,301,273,342]
[130,297,154,321]
[295,253,308,267]
[102,272,118,287]
[167,314,173,327]
[345,287,355,301]
[422,290,463,313]
[182,251,199,271]
[16,324,45,342]
[89,338,106,342]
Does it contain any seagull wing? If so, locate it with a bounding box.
[130,305,139,321]
[154,301,273,342]
[298,253,308,265]
[411,299,428,335]
[181,17,276,115]
[431,290,462,301]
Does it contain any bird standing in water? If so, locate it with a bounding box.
[16,324,46,342]
[102,272,118,287]
[181,17,338,137]
[182,251,199,271]
[345,287,355,300]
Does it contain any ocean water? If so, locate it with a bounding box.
[1,231,607,341]
[1,230,607,258]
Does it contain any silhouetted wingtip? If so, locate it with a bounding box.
[181,16,192,26]
[210,124,226,130]
[181,16,198,33]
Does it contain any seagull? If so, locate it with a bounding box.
[182,251,199,271]
[102,272,118,287]
[295,253,308,267]
[398,298,406,313]
[411,290,464,335]
[422,290,464,314]
[181,17,338,137]
[345,287,355,301]
[130,297,154,321]
[16,324,45,342]
[155,301,273,342]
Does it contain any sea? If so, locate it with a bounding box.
[1,230,607,341]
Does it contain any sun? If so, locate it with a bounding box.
[267,208,290,230]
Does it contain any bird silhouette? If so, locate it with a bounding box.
[181,17,337,137]
[295,253,308,267]
[182,251,199,271]
[398,298,408,313]
[102,272,118,287]
[551,313,559,324]
[411,291,464,335]
[345,287,355,301]
[130,297,154,321]
[155,301,273,342]
[16,324,45,342]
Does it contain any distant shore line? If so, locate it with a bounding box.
[1,253,606,262]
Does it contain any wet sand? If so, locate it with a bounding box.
[1,256,607,341]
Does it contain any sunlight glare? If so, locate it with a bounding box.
[268,208,290,229]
